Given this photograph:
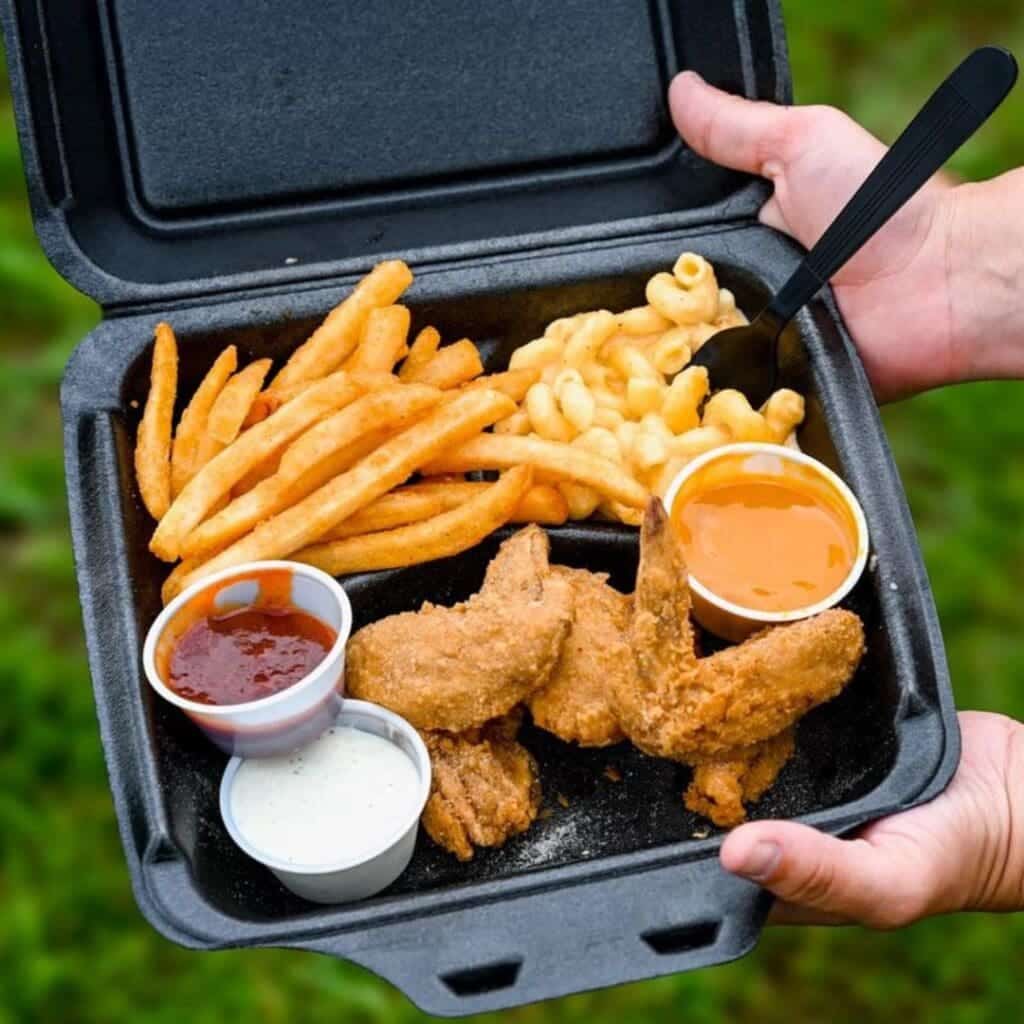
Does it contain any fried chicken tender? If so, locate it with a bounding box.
[685,729,795,827]
[527,567,628,747]
[421,723,541,861]
[347,526,573,731]
[614,499,865,762]
[467,707,525,742]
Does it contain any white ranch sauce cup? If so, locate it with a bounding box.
[220,700,431,904]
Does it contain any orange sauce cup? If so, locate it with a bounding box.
[662,443,869,641]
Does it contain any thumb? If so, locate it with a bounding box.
[668,70,792,177]
[720,821,929,929]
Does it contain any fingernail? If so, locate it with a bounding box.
[677,69,705,85]
[735,841,781,881]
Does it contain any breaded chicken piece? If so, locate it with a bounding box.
[527,567,628,747]
[421,723,541,861]
[466,706,525,742]
[347,526,573,731]
[613,499,865,762]
[685,728,796,827]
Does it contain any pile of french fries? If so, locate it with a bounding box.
[133,255,805,602]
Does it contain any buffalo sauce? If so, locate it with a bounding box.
[157,568,337,706]
[670,454,859,613]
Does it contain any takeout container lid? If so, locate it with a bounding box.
[0,0,788,311]
[662,443,871,641]
[142,560,353,756]
[219,700,432,904]
[4,1,961,1015]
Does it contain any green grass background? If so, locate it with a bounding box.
[3,3,1024,1021]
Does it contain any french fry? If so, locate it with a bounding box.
[493,409,532,435]
[236,381,394,494]
[261,421,412,505]
[150,371,365,561]
[421,433,649,508]
[344,305,411,373]
[250,369,398,430]
[533,469,566,486]
[181,384,442,559]
[319,489,447,541]
[278,385,437,477]
[318,422,408,471]
[161,552,218,605]
[559,481,602,520]
[134,322,178,520]
[345,370,402,393]
[233,425,401,512]
[400,479,569,525]
[294,466,533,575]
[174,389,517,586]
[398,326,441,380]
[398,480,481,507]
[232,451,282,497]
[170,345,237,497]
[244,378,315,427]
[403,339,483,388]
[514,483,570,524]
[603,501,644,527]
[243,378,311,428]
[456,367,540,403]
[196,358,271,468]
[266,260,413,395]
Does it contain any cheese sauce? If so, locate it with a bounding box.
[229,726,420,866]
[670,454,859,613]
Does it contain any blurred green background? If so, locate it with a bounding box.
[3,3,1023,1022]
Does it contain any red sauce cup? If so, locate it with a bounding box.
[143,561,352,756]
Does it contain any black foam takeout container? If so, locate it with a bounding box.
[2,0,959,1015]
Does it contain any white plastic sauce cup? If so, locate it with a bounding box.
[662,443,870,641]
[220,700,431,904]
[143,560,352,756]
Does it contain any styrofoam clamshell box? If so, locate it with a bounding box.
[2,0,957,1014]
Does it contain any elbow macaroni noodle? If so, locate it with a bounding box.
[506,252,806,522]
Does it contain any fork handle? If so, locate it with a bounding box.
[763,46,1017,333]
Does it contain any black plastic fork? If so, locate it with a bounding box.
[690,45,1018,406]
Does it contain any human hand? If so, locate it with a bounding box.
[719,711,1024,928]
[668,71,962,401]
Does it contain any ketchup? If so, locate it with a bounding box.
[168,606,336,706]
[159,568,337,706]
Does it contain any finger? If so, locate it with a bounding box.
[720,821,925,929]
[757,194,790,235]
[668,71,792,177]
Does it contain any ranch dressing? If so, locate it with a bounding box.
[230,725,420,867]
